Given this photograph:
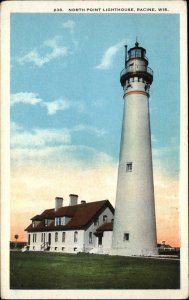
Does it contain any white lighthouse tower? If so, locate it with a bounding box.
[111,41,158,256]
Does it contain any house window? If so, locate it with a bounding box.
[89,232,93,244]
[111,218,114,223]
[103,215,107,223]
[62,232,66,243]
[44,219,48,227]
[55,232,58,242]
[41,233,45,242]
[126,162,132,172]
[32,221,35,228]
[74,231,78,243]
[62,247,65,251]
[28,234,30,245]
[123,233,130,241]
[94,218,99,226]
[33,233,37,243]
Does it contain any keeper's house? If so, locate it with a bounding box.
[25,194,114,254]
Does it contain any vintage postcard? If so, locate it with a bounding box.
[0,0,188,299]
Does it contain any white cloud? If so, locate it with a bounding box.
[10,122,107,157]
[11,92,76,115]
[73,124,107,137]
[11,127,71,149]
[95,40,126,70]
[10,121,111,181]
[42,99,71,115]
[17,36,68,67]
[62,20,75,35]
[10,92,42,106]
[11,122,109,155]
[18,50,48,67]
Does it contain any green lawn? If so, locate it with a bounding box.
[10,251,180,289]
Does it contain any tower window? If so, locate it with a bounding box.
[123,233,130,241]
[126,162,132,172]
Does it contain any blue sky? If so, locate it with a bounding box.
[10,13,180,175]
[10,12,181,245]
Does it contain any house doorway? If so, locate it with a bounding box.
[48,233,51,245]
[28,234,30,245]
[98,236,102,246]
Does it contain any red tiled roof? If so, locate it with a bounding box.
[31,214,44,221]
[96,222,113,232]
[40,208,56,219]
[25,200,114,232]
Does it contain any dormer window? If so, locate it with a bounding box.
[44,219,48,227]
[62,216,71,226]
[32,221,35,228]
[55,217,61,226]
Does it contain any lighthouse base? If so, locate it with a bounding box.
[110,247,158,257]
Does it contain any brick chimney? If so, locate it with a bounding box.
[55,197,63,211]
[69,194,78,206]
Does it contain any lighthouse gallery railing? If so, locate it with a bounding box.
[120,65,153,78]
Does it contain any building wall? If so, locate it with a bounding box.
[84,206,114,252]
[103,231,113,254]
[27,230,85,253]
[49,230,85,253]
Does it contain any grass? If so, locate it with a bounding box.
[10,251,180,289]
